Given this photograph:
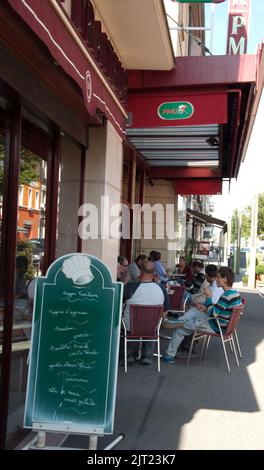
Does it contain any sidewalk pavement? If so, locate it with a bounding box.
[18,288,264,450]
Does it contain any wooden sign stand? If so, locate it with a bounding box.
[23,254,123,450]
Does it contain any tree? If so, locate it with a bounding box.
[257,193,264,237]
[0,144,40,193]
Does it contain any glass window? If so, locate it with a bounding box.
[6,118,50,443]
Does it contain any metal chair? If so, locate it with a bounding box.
[186,307,244,372]
[168,285,188,316]
[233,297,246,359]
[122,304,164,372]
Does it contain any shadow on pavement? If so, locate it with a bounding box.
[64,290,264,450]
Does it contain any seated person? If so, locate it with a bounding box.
[186,260,205,294]
[163,264,224,329]
[162,267,242,363]
[117,256,129,282]
[192,264,224,306]
[125,254,148,284]
[123,260,170,365]
[173,256,192,284]
[149,251,168,285]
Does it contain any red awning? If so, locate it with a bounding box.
[7,0,127,137]
[128,91,227,128]
[175,178,222,195]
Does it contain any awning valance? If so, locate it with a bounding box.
[7,0,127,137]
[175,179,222,195]
[187,208,227,231]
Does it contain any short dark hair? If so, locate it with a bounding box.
[192,260,204,269]
[136,254,148,263]
[218,267,235,286]
[149,250,161,261]
[117,256,128,266]
[205,264,218,278]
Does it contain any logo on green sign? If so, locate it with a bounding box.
[158,101,194,120]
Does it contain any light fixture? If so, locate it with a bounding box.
[206,136,219,147]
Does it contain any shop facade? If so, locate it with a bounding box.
[0,0,128,447]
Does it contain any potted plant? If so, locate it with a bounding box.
[255,264,264,282]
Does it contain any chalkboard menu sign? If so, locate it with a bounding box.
[24,254,123,435]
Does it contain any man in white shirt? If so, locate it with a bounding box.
[123,261,170,364]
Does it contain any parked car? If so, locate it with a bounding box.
[28,238,44,267]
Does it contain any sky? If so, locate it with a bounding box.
[203,0,264,221]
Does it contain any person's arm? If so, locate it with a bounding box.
[123,282,141,303]
[158,284,171,315]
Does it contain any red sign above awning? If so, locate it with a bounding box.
[175,178,222,195]
[7,0,127,137]
[128,91,227,128]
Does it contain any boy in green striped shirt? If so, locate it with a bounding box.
[162,267,242,363]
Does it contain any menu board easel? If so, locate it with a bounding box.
[24,253,123,449]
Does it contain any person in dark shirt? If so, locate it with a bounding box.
[188,260,205,294]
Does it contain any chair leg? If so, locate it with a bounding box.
[230,340,234,353]
[157,339,160,372]
[203,336,211,360]
[186,334,196,367]
[124,337,127,373]
[199,336,207,360]
[221,338,230,372]
[234,329,242,358]
[231,336,239,366]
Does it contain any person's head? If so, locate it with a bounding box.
[216,267,235,289]
[140,260,156,280]
[117,262,122,281]
[205,264,218,283]
[117,256,128,273]
[178,256,186,267]
[149,250,161,262]
[135,254,148,268]
[192,260,204,274]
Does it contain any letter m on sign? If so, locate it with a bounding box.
[226,0,251,55]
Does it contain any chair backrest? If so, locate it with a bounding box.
[129,304,164,337]
[169,285,185,309]
[224,307,243,336]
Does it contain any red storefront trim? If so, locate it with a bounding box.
[7,0,127,137]
[175,178,222,195]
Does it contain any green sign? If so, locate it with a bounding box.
[158,101,194,120]
[24,254,123,435]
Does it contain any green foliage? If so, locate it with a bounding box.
[255,265,264,275]
[16,240,34,281]
[231,194,264,244]
[0,143,40,193]
[242,275,248,285]
[258,193,264,236]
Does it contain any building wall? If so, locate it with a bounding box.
[82,121,123,279]
[56,134,82,257]
[139,179,178,271]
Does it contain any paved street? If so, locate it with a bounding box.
[64,288,264,450]
[17,288,264,451]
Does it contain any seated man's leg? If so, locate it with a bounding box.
[162,309,207,330]
[141,341,155,365]
[163,326,193,361]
